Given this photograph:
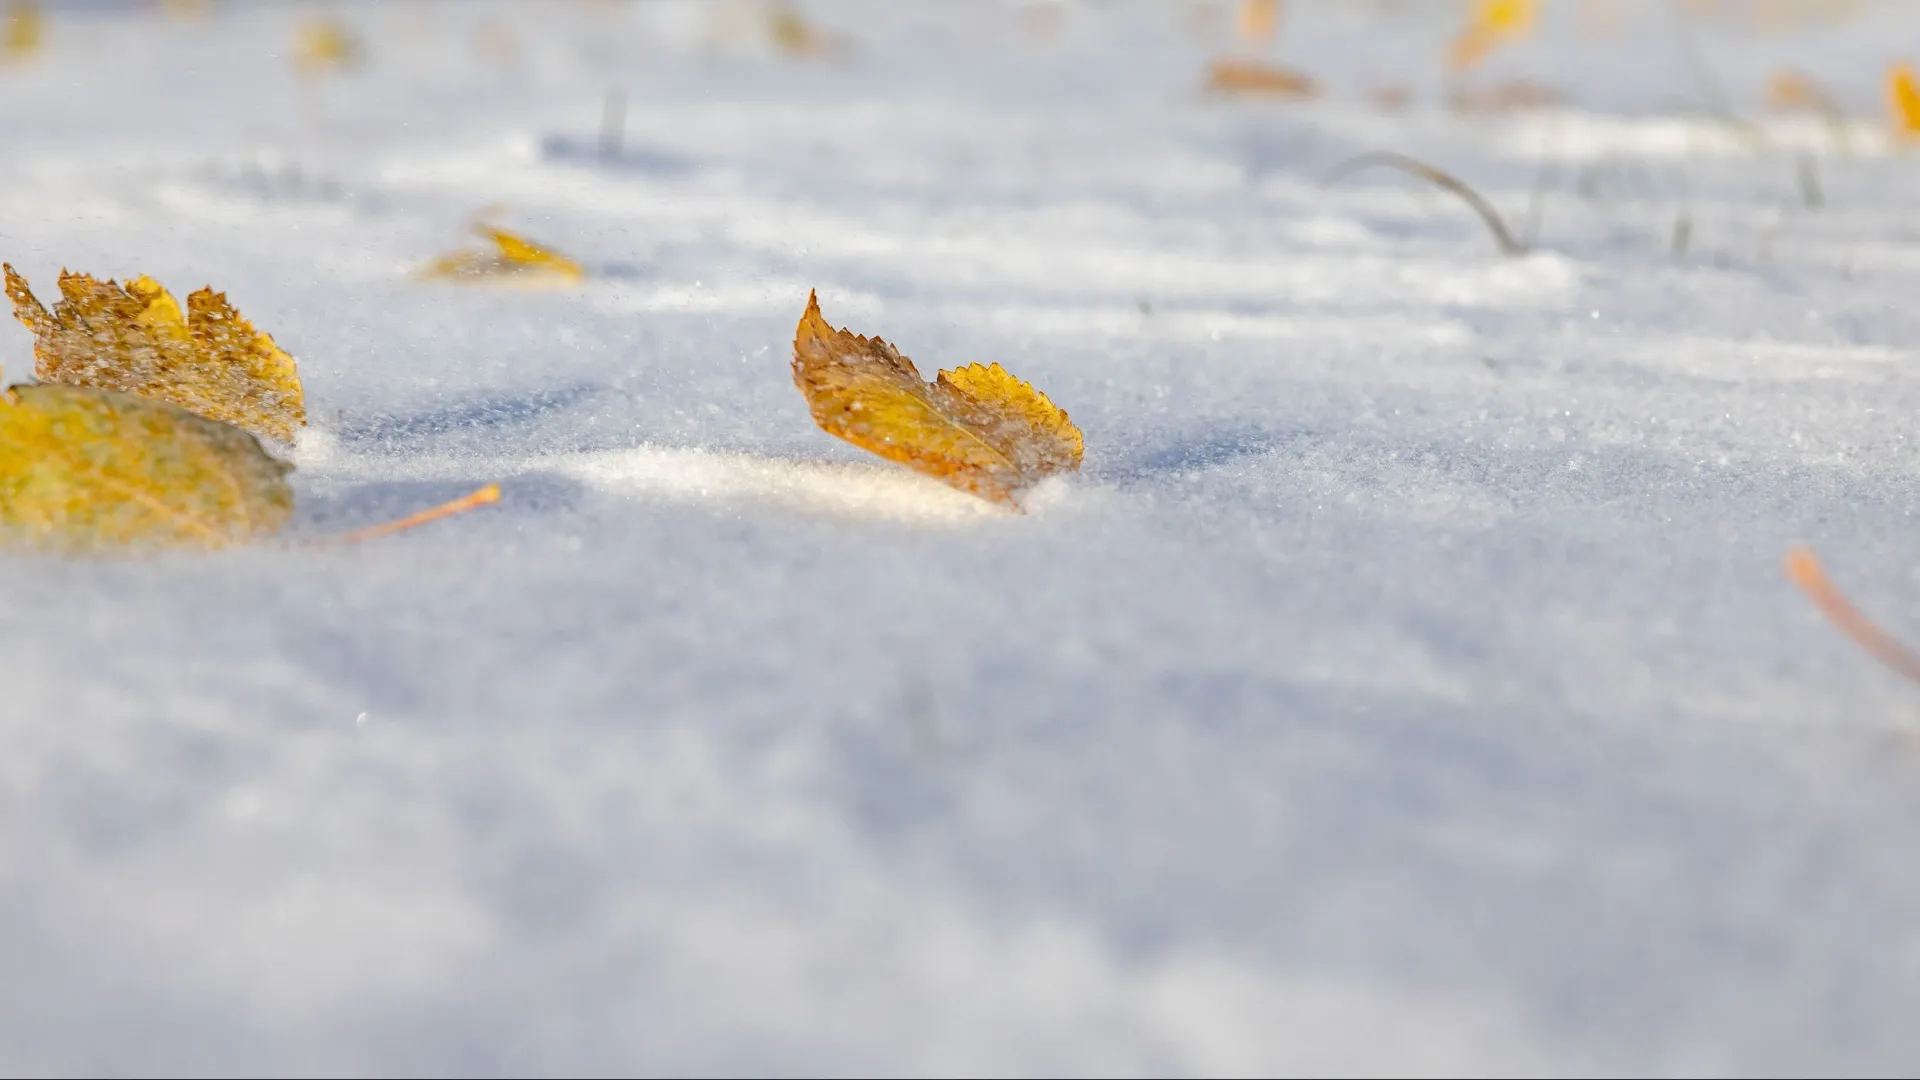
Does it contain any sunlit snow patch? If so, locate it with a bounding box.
[547,446,1006,525]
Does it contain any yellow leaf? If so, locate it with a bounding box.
[0,383,293,553]
[790,291,1082,508]
[1888,63,1920,138]
[6,265,307,445]
[294,18,359,76]
[1204,58,1318,98]
[3,2,41,60]
[419,224,585,286]
[1478,0,1537,33]
[769,4,832,59]
[1448,0,1536,72]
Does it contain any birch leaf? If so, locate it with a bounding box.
[0,383,293,553]
[790,291,1082,508]
[5,264,307,445]
[419,224,585,286]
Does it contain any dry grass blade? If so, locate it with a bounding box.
[325,484,502,546]
[1325,151,1529,256]
[1784,545,1920,685]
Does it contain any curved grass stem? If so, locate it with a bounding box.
[1325,151,1529,256]
[1784,545,1920,685]
[325,483,502,547]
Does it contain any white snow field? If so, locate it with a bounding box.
[6,0,1920,1073]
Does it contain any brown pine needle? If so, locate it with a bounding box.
[1784,545,1920,685]
[1325,151,1529,256]
[327,483,501,546]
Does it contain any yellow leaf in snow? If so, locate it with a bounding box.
[1448,0,1536,72]
[5,265,307,445]
[0,383,293,553]
[791,291,1082,508]
[3,2,40,60]
[1888,63,1920,138]
[294,18,360,76]
[419,224,586,286]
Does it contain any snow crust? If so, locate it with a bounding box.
[6,1,1920,1073]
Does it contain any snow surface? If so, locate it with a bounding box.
[6,0,1920,1073]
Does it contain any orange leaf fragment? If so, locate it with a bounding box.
[5,264,307,445]
[1236,0,1282,44]
[1204,58,1318,99]
[1784,546,1920,685]
[1887,63,1920,139]
[790,292,1082,508]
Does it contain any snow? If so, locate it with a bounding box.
[5,0,1920,1073]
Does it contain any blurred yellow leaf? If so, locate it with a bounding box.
[1448,0,1536,72]
[0,382,293,553]
[768,3,847,58]
[294,18,360,76]
[791,291,1082,508]
[3,1,41,60]
[1236,0,1281,43]
[1204,58,1318,98]
[6,265,307,444]
[419,224,586,286]
[1888,63,1920,139]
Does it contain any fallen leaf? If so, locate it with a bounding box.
[0,382,293,553]
[1204,58,1318,98]
[3,1,40,60]
[791,291,1082,508]
[6,264,307,444]
[294,18,360,76]
[419,224,586,286]
[1448,0,1535,72]
[1888,62,1920,139]
[768,3,846,59]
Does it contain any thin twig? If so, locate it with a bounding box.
[323,483,502,547]
[1325,151,1528,256]
[1784,545,1920,685]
